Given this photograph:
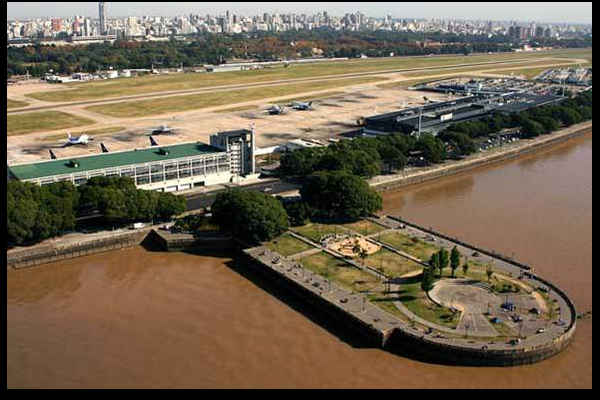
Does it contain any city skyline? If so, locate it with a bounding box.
[7,2,594,24]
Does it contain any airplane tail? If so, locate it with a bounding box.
[49,149,57,159]
[67,132,71,139]
[100,143,109,153]
[308,101,313,107]
[149,136,158,146]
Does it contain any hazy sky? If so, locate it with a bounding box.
[7,2,593,24]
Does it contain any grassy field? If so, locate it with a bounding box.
[7,111,96,136]
[26,48,592,103]
[7,99,29,109]
[376,231,440,262]
[85,76,383,118]
[291,222,350,243]
[341,219,387,236]
[300,251,380,293]
[395,276,460,329]
[361,248,422,278]
[264,233,314,257]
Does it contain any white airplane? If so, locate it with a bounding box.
[151,124,173,135]
[290,101,313,110]
[265,104,286,115]
[62,132,93,147]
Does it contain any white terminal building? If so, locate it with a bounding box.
[8,130,257,192]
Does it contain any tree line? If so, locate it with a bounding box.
[279,133,448,180]
[8,176,186,246]
[7,28,563,77]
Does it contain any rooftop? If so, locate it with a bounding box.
[9,141,223,181]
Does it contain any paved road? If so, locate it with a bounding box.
[184,179,300,211]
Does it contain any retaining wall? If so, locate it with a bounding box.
[381,216,577,366]
[7,229,150,269]
[385,322,576,366]
[239,250,390,347]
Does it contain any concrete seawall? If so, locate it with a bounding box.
[7,229,150,269]
[243,244,577,366]
[371,122,592,193]
[239,249,391,347]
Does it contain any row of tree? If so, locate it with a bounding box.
[279,133,448,180]
[8,176,186,246]
[421,246,463,291]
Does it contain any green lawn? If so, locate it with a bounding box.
[291,222,350,243]
[26,48,591,103]
[7,111,96,136]
[395,277,460,329]
[7,99,29,109]
[361,248,422,278]
[85,76,383,118]
[264,233,314,257]
[341,219,387,236]
[300,251,380,293]
[376,231,440,262]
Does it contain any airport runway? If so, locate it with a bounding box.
[7,56,572,114]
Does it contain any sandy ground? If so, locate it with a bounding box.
[7,81,452,164]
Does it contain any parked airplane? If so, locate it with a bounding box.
[147,124,180,135]
[62,133,93,147]
[265,104,287,115]
[290,101,314,110]
[49,149,57,159]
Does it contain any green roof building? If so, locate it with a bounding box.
[8,141,234,192]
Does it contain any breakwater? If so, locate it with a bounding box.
[7,229,150,269]
[371,122,592,192]
[242,214,578,366]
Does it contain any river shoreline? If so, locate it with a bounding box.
[369,120,592,192]
[7,120,592,268]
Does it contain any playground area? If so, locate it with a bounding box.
[326,235,381,258]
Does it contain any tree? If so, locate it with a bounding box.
[421,267,435,292]
[211,188,289,244]
[281,200,314,226]
[415,134,446,163]
[438,248,449,277]
[520,117,544,138]
[156,192,187,221]
[300,170,382,222]
[486,264,494,282]
[429,251,440,277]
[450,246,460,278]
[462,259,469,277]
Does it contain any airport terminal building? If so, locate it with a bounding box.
[8,130,257,192]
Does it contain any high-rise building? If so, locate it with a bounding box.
[98,2,107,35]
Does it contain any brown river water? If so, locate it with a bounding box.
[7,133,592,388]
